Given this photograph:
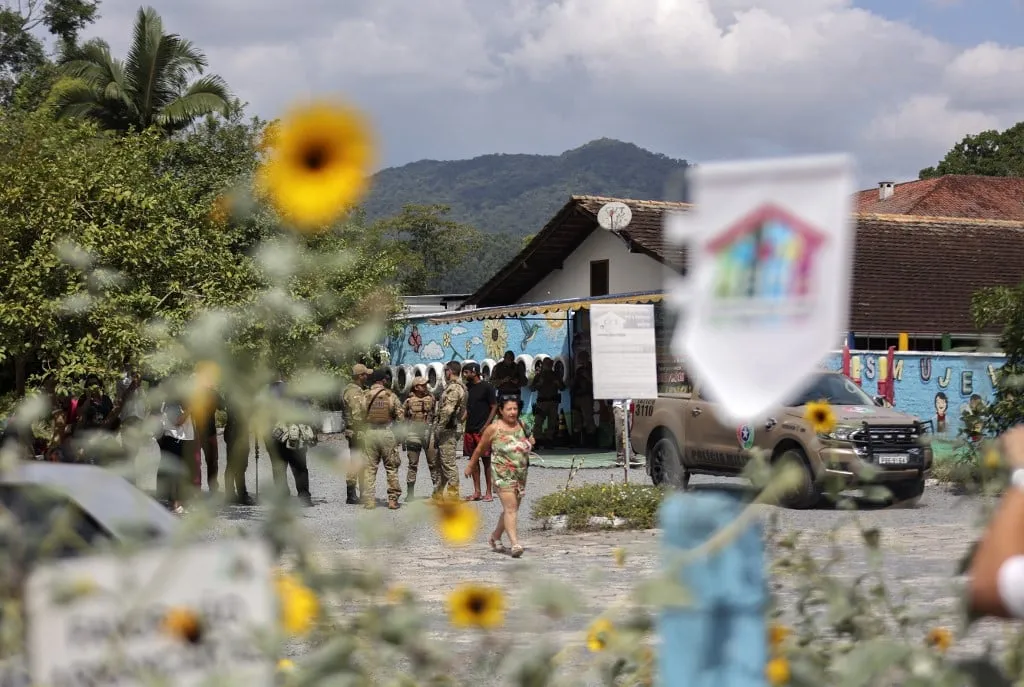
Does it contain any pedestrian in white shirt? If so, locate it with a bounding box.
[157,396,194,515]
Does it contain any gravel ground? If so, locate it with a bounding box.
[131,434,1013,685]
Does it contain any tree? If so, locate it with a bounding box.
[971,284,1024,434]
[53,5,230,134]
[920,123,1024,179]
[0,109,252,396]
[371,204,483,294]
[0,0,99,106]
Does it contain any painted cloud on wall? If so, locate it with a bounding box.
[451,325,468,335]
[421,341,445,360]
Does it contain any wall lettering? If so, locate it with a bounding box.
[920,357,932,382]
[961,371,974,396]
[850,356,862,384]
[893,358,904,382]
[865,356,876,380]
[938,367,951,389]
[878,356,889,382]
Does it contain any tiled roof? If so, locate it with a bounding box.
[855,175,1024,221]
[852,214,1024,334]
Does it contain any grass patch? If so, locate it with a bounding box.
[930,439,981,487]
[531,483,666,530]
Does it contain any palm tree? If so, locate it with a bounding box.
[54,6,230,134]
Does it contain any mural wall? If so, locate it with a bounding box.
[387,315,1005,439]
[820,351,1003,437]
[386,314,574,416]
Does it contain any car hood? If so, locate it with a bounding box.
[788,405,920,425]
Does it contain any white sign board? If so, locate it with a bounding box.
[589,303,658,400]
[26,539,275,687]
[665,154,855,422]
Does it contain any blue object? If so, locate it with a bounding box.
[657,492,768,687]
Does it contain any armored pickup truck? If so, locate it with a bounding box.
[629,371,932,508]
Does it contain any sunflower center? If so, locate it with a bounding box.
[491,329,499,341]
[301,143,330,171]
[467,594,487,614]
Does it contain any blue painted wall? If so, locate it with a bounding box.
[386,314,574,423]
[387,316,1005,439]
[820,351,1003,437]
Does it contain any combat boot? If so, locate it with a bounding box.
[388,498,400,510]
[346,484,359,504]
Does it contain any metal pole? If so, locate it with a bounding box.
[254,437,260,499]
[623,398,633,484]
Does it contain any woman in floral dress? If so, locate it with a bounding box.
[464,396,533,557]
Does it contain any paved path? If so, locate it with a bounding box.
[133,435,1011,684]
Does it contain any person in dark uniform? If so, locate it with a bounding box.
[223,399,254,505]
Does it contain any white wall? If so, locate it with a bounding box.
[519,229,675,304]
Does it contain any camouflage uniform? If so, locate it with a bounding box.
[530,363,564,444]
[342,366,369,504]
[403,377,436,500]
[433,376,467,499]
[362,381,403,508]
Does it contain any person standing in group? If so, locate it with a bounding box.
[529,357,564,449]
[192,372,222,493]
[223,400,254,506]
[490,351,526,404]
[403,376,436,502]
[362,369,403,509]
[267,378,316,508]
[342,364,370,505]
[464,396,533,558]
[462,362,497,502]
[433,361,467,501]
[571,351,597,447]
[157,392,193,515]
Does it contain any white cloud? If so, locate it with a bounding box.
[420,341,445,360]
[80,0,1024,186]
[450,326,468,335]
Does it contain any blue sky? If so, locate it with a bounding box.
[861,0,1022,46]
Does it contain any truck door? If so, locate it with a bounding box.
[685,385,743,469]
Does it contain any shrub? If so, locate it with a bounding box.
[531,483,666,530]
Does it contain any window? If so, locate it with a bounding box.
[589,260,609,297]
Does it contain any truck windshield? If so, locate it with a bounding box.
[787,374,876,407]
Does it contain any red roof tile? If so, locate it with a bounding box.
[855,175,1024,221]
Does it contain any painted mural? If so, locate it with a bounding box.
[386,313,574,417]
[387,314,1005,439]
[821,351,1003,437]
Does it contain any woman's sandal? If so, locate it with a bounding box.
[510,545,524,558]
[489,537,507,554]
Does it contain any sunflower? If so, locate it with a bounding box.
[545,311,566,329]
[766,657,791,685]
[275,572,319,636]
[804,400,836,434]
[447,583,505,629]
[442,331,452,349]
[768,623,791,648]
[256,100,375,232]
[434,500,480,546]
[586,618,614,652]
[926,627,953,652]
[482,320,508,360]
[163,607,204,644]
[983,446,1002,470]
[277,659,295,672]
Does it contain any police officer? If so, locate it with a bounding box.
[529,357,564,448]
[342,363,370,505]
[402,376,435,502]
[362,369,403,509]
[433,361,467,500]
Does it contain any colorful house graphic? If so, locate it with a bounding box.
[705,203,827,317]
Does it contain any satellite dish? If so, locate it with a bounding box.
[597,201,632,231]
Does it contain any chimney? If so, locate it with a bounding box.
[878,181,895,201]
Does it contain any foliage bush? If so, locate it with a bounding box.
[531,483,665,530]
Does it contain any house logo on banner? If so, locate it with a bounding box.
[705,203,827,325]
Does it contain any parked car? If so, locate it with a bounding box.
[629,371,933,508]
[0,463,179,686]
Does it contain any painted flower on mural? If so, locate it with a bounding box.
[545,311,566,329]
[482,320,508,360]
[442,332,451,349]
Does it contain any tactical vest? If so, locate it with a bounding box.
[407,395,433,422]
[365,388,394,425]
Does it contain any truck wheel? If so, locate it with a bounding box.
[650,436,689,489]
[887,477,925,507]
[775,449,822,509]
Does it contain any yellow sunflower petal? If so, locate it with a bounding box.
[768,623,791,647]
[926,627,953,652]
[586,618,614,652]
[257,100,376,232]
[766,657,791,685]
[275,573,320,636]
[447,583,505,629]
[804,400,836,434]
[163,607,203,643]
[983,447,1002,470]
[436,501,480,546]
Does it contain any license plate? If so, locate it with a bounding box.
[876,453,909,465]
